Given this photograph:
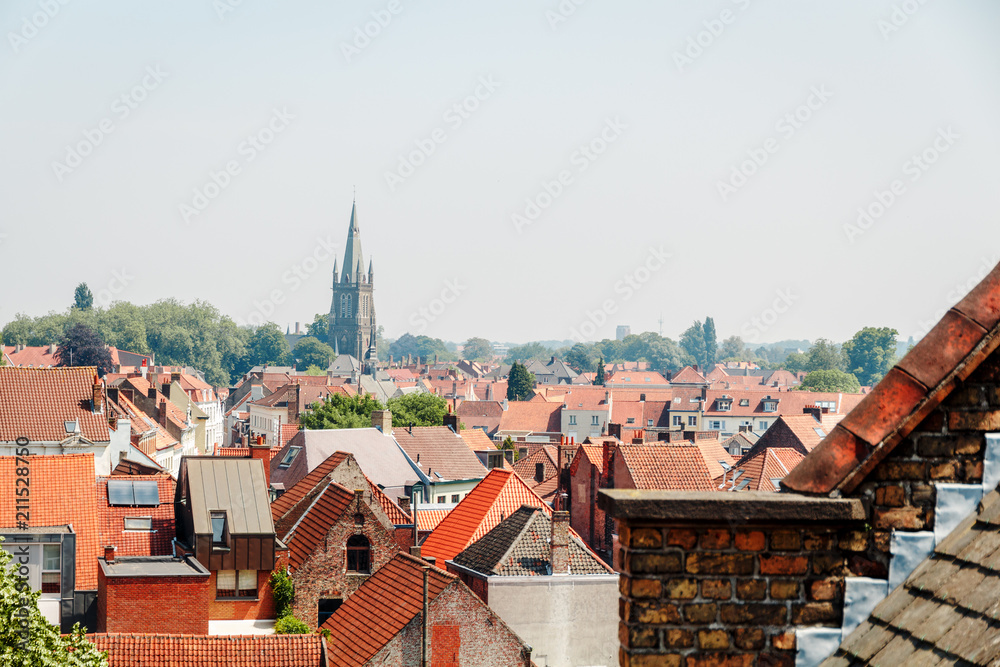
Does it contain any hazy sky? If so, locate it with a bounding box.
[2,0,998,347]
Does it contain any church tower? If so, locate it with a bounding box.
[328,201,377,365]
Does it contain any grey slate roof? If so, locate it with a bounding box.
[452,505,612,576]
[823,485,1000,666]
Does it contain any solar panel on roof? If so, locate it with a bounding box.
[132,480,160,506]
[107,480,135,506]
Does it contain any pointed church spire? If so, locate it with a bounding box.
[332,259,338,285]
[342,201,364,283]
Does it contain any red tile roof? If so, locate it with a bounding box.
[271,452,350,537]
[694,439,736,480]
[283,481,356,569]
[391,426,487,481]
[415,508,450,532]
[369,478,412,526]
[97,475,175,557]
[420,469,551,564]
[714,447,805,491]
[321,553,455,666]
[607,371,670,385]
[671,366,707,383]
[0,366,112,442]
[88,633,325,666]
[497,401,562,433]
[2,345,57,367]
[0,454,100,588]
[617,444,717,491]
[784,260,1000,495]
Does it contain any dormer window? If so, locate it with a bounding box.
[739,399,750,407]
[211,512,227,547]
[762,398,778,413]
[717,400,732,412]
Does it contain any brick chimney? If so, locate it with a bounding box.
[249,435,270,486]
[602,439,616,487]
[397,495,411,512]
[550,511,570,575]
[287,384,301,425]
[371,410,392,433]
[92,374,104,414]
[158,399,168,426]
[608,423,622,440]
[104,545,116,564]
[443,406,460,433]
[140,358,148,379]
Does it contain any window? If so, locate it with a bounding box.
[762,401,777,412]
[673,416,682,426]
[318,599,343,626]
[211,512,227,547]
[436,495,446,503]
[217,569,257,598]
[450,494,460,503]
[711,421,721,429]
[759,420,769,430]
[340,294,352,317]
[739,399,750,406]
[626,417,635,424]
[346,535,371,573]
[688,416,697,426]
[42,545,60,595]
[591,415,599,425]
[717,400,732,412]
[647,419,654,427]
[124,517,152,531]
[278,446,300,468]
[569,416,577,426]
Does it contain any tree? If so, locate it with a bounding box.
[293,337,335,370]
[805,338,844,373]
[298,393,385,430]
[703,317,717,368]
[565,343,597,373]
[507,362,534,401]
[462,337,493,362]
[0,540,108,665]
[74,283,94,311]
[782,351,809,373]
[387,392,449,428]
[504,341,551,364]
[499,435,520,462]
[248,323,291,367]
[594,357,606,386]
[388,333,453,363]
[303,313,329,342]
[798,369,862,393]
[680,321,707,369]
[55,324,113,376]
[842,327,899,386]
[718,335,748,361]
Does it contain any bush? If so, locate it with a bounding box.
[274,615,310,635]
[270,568,294,619]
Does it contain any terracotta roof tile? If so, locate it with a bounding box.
[88,633,324,666]
[497,401,562,433]
[321,553,455,666]
[0,454,100,588]
[617,444,717,491]
[415,508,450,532]
[392,426,487,481]
[369,478,412,525]
[271,452,350,536]
[283,481,356,569]
[0,366,112,442]
[97,475,175,557]
[2,345,58,367]
[671,366,707,383]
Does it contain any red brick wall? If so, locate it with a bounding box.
[570,456,607,552]
[289,501,400,629]
[207,569,276,621]
[449,568,489,603]
[371,582,530,667]
[99,568,210,634]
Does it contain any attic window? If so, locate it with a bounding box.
[278,446,300,469]
[211,512,227,546]
[64,420,78,433]
[626,418,635,424]
[813,427,826,438]
[647,419,653,427]
[739,399,749,407]
[124,517,152,531]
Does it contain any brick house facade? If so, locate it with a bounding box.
[600,262,1000,666]
[97,554,211,634]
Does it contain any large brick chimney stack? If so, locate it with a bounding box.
[371,410,392,433]
[92,374,104,414]
[550,511,570,575]
[249,434,270,486]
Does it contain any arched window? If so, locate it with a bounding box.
[346,534,370,573]
[340,294,352,318]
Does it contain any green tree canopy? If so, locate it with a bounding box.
[797,369,862,393]
[388,333,453,363]
[565,343,597,373]
[462,337,493,362]
[842,327,898,386]
[248,323,291,367]
[304,313,329,342]
[387,392,449,428]
[781,351,809,373]
[298,393,385,429]
[293,336,335,370]
[503,341,551,364]
[805,338,844,373]
[0,540,108,665]
[594,357,606,386]
[507,362,534,401]
[56,323,114,376]
[73,283,94,311]
[718,335,749,361]
[680,321,707,369]
[703,317,717,367]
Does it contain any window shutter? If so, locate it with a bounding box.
[217,570,236,590]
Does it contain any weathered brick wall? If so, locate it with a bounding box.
[853,354,999,571]
[290,500,400,629]
[371,582,532,667]
[99,570,210,634]
[606,495,866,667]
[570,456,606,551]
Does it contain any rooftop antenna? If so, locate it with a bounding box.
[658,313,664,336]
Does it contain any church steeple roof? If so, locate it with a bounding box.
[342,201,364,282]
